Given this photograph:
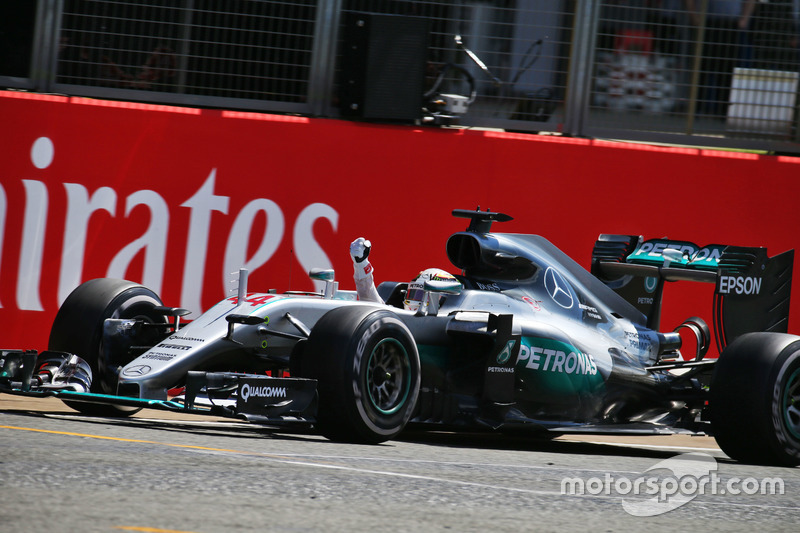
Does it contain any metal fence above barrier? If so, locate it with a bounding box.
[2,0,798,153]
[585,0,800,152]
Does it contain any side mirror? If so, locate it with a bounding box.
[416,280,463,316]
[309,268,336,299]
[225,313,265,342]
[424,280,462,295]
[153,306,191,331]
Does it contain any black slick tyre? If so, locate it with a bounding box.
[710,332,800,466]
[301,306,420,444]
[48,278,167,416]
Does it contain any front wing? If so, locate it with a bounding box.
[0,349,317,426]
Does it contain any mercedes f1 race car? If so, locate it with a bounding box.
[2,209,798,466]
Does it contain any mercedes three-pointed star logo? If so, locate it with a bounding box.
[544,267,574,309]
[122,364,152,377]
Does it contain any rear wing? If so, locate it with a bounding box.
[592,235,794,352]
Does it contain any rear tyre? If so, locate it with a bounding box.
[710,332,800,466]
[300,306,420,443]
[48,278,167,416]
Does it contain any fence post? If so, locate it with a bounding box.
[309,0,344,117]
[686,0,709,134]
[563,0,599,137]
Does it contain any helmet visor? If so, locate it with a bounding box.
[405,287,426,306]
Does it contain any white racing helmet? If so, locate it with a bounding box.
[404,268,458,312]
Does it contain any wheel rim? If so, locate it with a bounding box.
[366,338,411,416]
[783,368,800,440]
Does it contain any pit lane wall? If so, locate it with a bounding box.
[1,90,798,351]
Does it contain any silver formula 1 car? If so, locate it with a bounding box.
[2,209,799,466]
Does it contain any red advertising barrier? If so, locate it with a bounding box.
[1,91,798,351]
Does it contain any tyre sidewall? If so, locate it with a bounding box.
[96,288,167,393]
[48,279,165,416]
[50,280,165,394]
[349,312,420,438]
[769,347,800,463]
[305,306,421,443]
[711,332,800,465]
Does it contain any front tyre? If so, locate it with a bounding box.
[301,306,420,443]
[710,332,800,466]
[48,278,167,416]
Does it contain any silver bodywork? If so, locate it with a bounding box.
[116,230,671,427]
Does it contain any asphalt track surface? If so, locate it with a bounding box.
[1,397,798,533]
